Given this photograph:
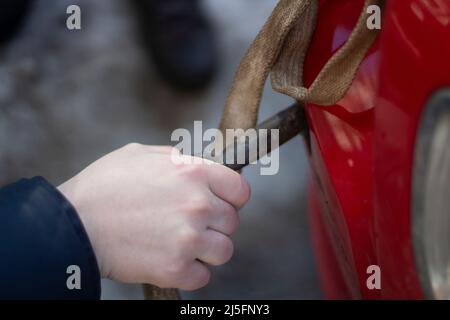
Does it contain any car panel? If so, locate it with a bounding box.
[305,0,450,299]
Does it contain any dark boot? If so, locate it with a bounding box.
[0,0,33,45]
[132,0,218,91]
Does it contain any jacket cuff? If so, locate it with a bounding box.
[0,176,101,299]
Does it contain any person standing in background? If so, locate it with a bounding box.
[0,0,218,91]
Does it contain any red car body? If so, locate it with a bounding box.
[305,0,450,299]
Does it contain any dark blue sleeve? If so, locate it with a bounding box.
[0,177,101,300]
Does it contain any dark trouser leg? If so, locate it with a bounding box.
[131,0,217,91]
[0,0,33,45]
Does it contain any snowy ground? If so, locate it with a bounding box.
[0,0,322,299]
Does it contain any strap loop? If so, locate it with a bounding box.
[219,0,383,133]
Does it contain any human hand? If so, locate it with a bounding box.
[58,143,250,291]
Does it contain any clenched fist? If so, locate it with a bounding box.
[58,143,251,291]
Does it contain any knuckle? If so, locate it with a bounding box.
[161,146,182,157]
[178,163,206,180]
[187,194,213,218]
[193,200,212,216]
[164,259,188,282]
[124,142,143,152]
[178,228,202,248]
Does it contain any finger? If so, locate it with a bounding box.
[206,163,251,209]
[208,194,240,235]
[178,260,211,291]
[197,229,234,266]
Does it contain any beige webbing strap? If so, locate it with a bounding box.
[143,284,180,300]
[144,0,382,301]
[219,0,382,133]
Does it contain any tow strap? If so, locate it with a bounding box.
[219,0,382,133]
[144,0,383,300]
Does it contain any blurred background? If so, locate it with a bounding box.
[0,0,322,299]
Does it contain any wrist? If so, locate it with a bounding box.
[58,179,107,278]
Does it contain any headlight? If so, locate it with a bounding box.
[412,89,450,300]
